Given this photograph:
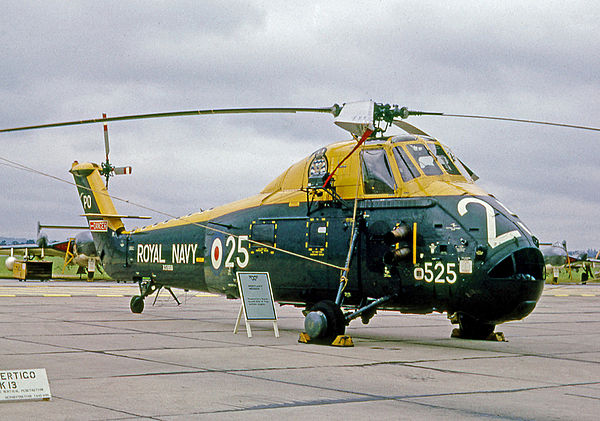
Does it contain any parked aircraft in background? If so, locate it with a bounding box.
[540,241,599,283]
[1,225,101,280]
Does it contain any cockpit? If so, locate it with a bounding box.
[360,135,476,195]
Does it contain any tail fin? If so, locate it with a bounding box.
[70,161,125,235]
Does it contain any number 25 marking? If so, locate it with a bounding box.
[224,235,249,269]
[457,198,521,248]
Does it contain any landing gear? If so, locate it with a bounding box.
[129,278,159,314]
[129,279,181,313]
[304,300,346,340]
[456,314,495,339]
[130,295,144,313]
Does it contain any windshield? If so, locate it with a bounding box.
[405,143,443,176]
[361,149,395,194]
[443,144,477,181]
[391,138,474,183]
[426,142,461,175]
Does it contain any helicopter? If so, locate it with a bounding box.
[3,100,597,342]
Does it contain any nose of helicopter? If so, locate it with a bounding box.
[462,245,545,324]
[444,195,546,324]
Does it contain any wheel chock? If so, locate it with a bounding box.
[297,332,331,345]
[451,328,506,341]
[486,331,506,342]
[298,332,354,346]
[331,335,354,347]
[298,332,311,343]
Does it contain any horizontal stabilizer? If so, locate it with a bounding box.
[81,213,152,219]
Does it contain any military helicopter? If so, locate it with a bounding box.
[3,100,597,342]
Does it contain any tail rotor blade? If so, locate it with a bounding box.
[103,113,110,160]
[113,166,132,175]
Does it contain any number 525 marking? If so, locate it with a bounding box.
[414,262,457,284]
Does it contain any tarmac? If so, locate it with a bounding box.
[1,280,599,420]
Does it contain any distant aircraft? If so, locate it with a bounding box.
[540,241,599,283]
[1,226,100,280]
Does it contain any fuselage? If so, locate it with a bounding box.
[74,134,545,326]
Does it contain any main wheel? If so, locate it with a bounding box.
[304,300,346,340]
[130,295,145,314]
[458,314,495,339]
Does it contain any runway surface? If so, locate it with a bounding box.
[1,280,599,420]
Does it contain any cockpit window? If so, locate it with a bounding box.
[444,145,476,182]
[393,146,420,181]
[405,143,443,176]
[361,149,396,194]
[426,142,461,175]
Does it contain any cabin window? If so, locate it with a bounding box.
[426,142,461,175]
[251,222,276,246]
[393,146,420,181]
[405,143,443,176]
[361,149,396,194]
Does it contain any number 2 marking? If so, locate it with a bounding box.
[457,197,521,248]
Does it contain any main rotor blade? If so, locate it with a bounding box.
[1,106,340,133]
[406,110,600,132]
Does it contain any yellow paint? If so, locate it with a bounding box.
[76,133,488,235]
[70,162,125,233]
[412,222,417,265]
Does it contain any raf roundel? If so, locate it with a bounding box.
[210,237,223,270]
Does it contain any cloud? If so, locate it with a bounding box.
[1,1,599,250]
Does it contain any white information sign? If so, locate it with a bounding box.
[234,272,279,338]
[0,369,51,402]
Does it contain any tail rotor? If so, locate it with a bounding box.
[99,113,132,188]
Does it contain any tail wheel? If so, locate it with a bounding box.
[130,295,144,314]
[458,314,495,339]
[304,300,346,340]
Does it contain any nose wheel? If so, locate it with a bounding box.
[456,314,495,339]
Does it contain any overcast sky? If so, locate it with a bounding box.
[1,1,599,250]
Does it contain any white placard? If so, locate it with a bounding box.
[459,259,473,274]
[237,272,277,321]
[234,272,279,338]
[0,369,51,402]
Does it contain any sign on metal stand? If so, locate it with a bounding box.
[234,272,279,338]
